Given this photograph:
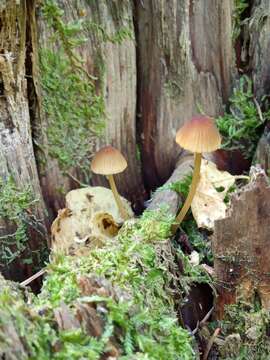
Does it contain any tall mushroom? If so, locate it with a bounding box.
[91,146,130,220]
[173,115,221,231]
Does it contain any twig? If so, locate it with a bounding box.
[200,306,214,326]
[203,327,221,360]
[65,172,89,187]
[20,268,46,287]
[253,97,264,123]
[191,306,214,335]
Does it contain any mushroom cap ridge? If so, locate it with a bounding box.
[175,115,221,153]
[91,146,127,175]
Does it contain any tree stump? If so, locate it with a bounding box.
[213,167,270,318]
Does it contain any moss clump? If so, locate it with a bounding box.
[0,209,196,359]
[40,1,105,176]
[0,280,55,359]
[0,176,42,266]
[39,210,195,359]
[216,76,269,161]
[215,300,270,359]
[40,48,104,174]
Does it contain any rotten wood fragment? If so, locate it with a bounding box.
[147,153,193,216]
[253,122,270,173]
[213,166,270,318]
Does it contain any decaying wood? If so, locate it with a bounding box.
[249,0,270,99]
[36,0,146,215]
[136,0,234,190]
[213,167,270,318]
[0,273,122,359]
[0,0,49,281]
[253,122,270,173]
[147,152,194,215]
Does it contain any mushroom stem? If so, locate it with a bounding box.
[107,174,129,220]
[172,152,202,232]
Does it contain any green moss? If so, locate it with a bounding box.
[40,1,105,176]
[216,76,268,161]
[40,1,135,176]
[181,219,213,264]
[0,285,56,359]
[0,209,196,359]
[156,174,192,200]
[0,176,42,266]
[40,48,104,174]
[176,248,213,295]
[216,301,270,359]
[84,20,134,44]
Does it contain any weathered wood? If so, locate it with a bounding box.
[147,152,193,215]
[35,0,145,216]
[136,0,234,190]
[213,167,270,318]
[0,0,49,281]
[253,122,270,173]
[249,0,270,99]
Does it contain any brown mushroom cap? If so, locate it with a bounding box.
[91,146,127,175]
[175,115,221,153]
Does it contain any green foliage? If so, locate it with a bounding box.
[0,177,38,266]
[232,0,249,41]
[216,76,268,160]
[176,249,213,295]
[181,219,213,264]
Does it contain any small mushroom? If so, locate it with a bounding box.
[91,146,130,220]
[173,115,221,231]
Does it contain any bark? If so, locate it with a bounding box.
[253,122,270,172]
[0,0,49,281]
[136,0,234,190]
[147,152,194,215]
[213,167,270,319]
[248,0,270,100]
[35,0,146,216]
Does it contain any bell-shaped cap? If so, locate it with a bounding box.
[175,115,221,153]
[91,146,127,175]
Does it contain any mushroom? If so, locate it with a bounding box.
[91,145,130,220]
[173,115,221,231]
